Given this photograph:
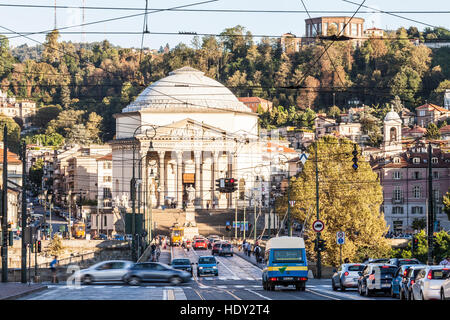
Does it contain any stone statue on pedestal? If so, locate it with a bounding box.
[186,185,195,205]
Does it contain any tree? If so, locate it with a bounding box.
[29,158,44,187]
[443,190,450,221]
[425,123,441,140]
[278,136,390,266]
[85,112,103,143]
[47,235,64,257]
[32,105,62,129]
[327,105,341,119]
[0,115,21,154]
[66,123,92,146]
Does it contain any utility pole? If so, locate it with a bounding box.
[287,166,292,237]
[315,142,322,279]
[1,125,8,282]
[234,192,238,239]
[68,190,72,239]
[243,198,246,240]
[131,141,136,261]
[427,142,434,265]
[21,141,27,283]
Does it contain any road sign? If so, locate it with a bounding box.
[337,231,345,245]
[312,220,324,233]
[299,153,309,165]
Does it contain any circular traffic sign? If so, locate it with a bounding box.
[337,238,345,245]
[312,220,324,233]
[337,231,344,238]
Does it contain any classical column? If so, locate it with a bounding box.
[158,150,165,209]
[176,151,183,209]
[194,151,201,207]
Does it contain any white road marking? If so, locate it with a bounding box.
[245,289,272,300]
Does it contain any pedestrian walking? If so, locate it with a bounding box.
[150,243,157,262]
[50,256,59,283]
[254,245,261,263]
[156,245,161,262]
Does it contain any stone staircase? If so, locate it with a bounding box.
[153,207,269,237]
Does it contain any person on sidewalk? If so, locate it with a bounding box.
[50,256,59,284]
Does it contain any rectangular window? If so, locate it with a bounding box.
[103,188,112,199]
[419,111,425,116]
[103,176,112,183]
[393,220,403,232]
[352,23,358,36]
[413,186,421,199]
[393,186,402,201]
[413,171,420,180]
[433,171,439,179]
[393,171,401,180]
[413,158,420,164]
[412,207,423,214]
[392,207,404,214]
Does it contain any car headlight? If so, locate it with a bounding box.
[212,266,217,269]
[199,267,203,270]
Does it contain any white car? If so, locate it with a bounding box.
[411,266,450,300]
[73,260,135,284]
[440,269,450,300]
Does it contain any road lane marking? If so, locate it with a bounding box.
[163,289,167,300]
[167,289,175,300]
[245,289,272,300]
[305,288,341,300]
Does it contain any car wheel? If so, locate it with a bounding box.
[128,276,141,286]
[410,291,414,300]
[170,276,182,285]
[399,289,404,300]
[420,291,425,300]
[262,280,267,291]
[215,272,219,277]
[358,284,363,296]
[340,282,346,291]
[231,254,233,257]
[332,279,337,291]
[82,275,93,285]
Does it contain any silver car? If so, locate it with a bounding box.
[332,263,366,291]
[440,269,450,300]
[74,260,134,284]
[411,265,450,300]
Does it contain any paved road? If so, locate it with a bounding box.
[20,245,396,301]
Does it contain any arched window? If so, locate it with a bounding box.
[390,127,397,142]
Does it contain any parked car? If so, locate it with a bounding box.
[170,258,194,276]
[332,263,365,291]
[193,238,208,250]
[388,258,422,268]
[211,242,233,257]
[440,269,450,300]
[411,266,450,300]
[123,262,191,285]
[390,264,419,298]
[196,256,219,277]
[74,260,134,284]
[358,264,397,296]
[399,265,427,300]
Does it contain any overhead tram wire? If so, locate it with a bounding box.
[0,3,448,14]
[138,0,150,68]
[295,0,367,90]
[3,0,219,41]
[342,0,439,29]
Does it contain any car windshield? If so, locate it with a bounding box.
[378,266,397,275]
[348,265,365,271]
[198,257,216,264]
[398,259,419,266]
[272,249,304,264]
[172,259,190,265]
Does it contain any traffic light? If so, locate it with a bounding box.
[216,178,225,193]
[225,178,237,193]
[412,236,419,252]
[315,238,326,252]
[37,240,42,253]
[352,144,358,171]
[226,225,231,232]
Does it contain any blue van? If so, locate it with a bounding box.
[262,236,308,291]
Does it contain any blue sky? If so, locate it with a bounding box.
[1,0,449,49]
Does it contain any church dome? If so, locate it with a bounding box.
[384,108,401,121]
[122,66,252,113]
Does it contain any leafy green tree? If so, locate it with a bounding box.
[278,136,390,265]
[29,158,44,186]
[443,190,450,220]
[0,115,21,154]
[32,105,62,129]
[327,105,341,119]
[425,122,441,140]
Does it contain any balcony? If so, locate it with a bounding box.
[391,197,404,204]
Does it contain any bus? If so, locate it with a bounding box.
[72,222,86,239]
[262,236,308,291]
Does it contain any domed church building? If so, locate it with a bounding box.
[111,67,271,210]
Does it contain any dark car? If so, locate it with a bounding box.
[388,258,422,268]
[123,262,191,286]
[170,258,194,276]
[391,264,417,298]
[212,242,233,257]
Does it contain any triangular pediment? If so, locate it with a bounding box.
[155,118,228,139]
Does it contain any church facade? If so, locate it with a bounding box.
[111,67,292,211]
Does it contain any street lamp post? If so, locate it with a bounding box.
[48,194,53,238]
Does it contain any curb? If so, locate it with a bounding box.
[1,285,48,300]
[234,250,263,270]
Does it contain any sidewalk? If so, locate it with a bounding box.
[0,283,48,300]
[234,249,263,269]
